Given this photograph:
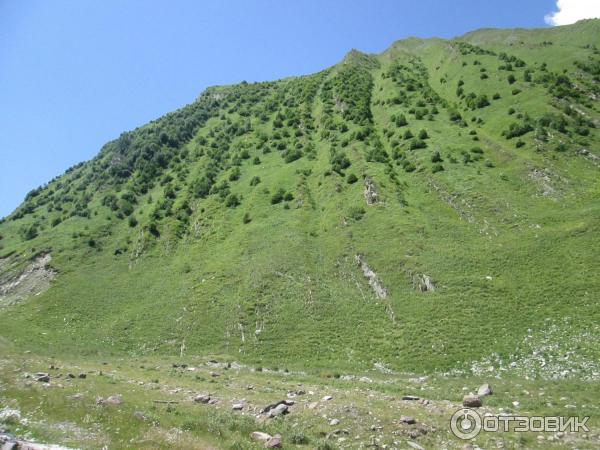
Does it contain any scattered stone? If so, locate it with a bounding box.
[268,404,288,418]
[307,402,318,409]
[261,400,293,415]
[97,394,122,405]
[322,395,333,401]
[478,383,492,396]
[400,416,416,425]
[78,373,87,379]
[463,395,482,408]
[208,398,219,405]
[1,441,17,450]
[265,434,282,448]
[512,401,520,407]
[250,432,271,442]
[402,395,420,401]
[232,403,244,411]
[35,373,50,383]
[329,418,340,426]
[193,394,211,404]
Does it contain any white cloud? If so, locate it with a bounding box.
[545,0,600,25]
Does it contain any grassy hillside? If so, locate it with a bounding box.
[1,20,599,380]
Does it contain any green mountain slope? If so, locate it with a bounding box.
[1,20,599,376]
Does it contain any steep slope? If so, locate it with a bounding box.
[1,20,599,377]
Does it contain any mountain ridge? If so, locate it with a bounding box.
[0,20,599,377]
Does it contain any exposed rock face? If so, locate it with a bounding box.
[363,176,379,205]
[0,254,56,306]
[355,254,388,299]
[413,273,436,292]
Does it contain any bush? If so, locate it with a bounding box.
[283,192,294,201]
[253,156,261,165]
[432,163,444,173]
[493,93,501,100]
[347,173,358,184]
[249,176,261,186]
[225,194,240,208]
[271,188,285,204]
[507,74,516,84]
[20,224,38,241]
[128,215,138,227]
[409,139,427,150]
[418,129,429,139]
[431,151,443,163]
[242,212,251,224]
[347,206,365,221]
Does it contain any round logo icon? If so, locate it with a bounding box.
[450,408,482,440]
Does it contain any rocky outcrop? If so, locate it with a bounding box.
[355,254,388,299]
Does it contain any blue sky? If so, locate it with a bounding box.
[0,0,572,217]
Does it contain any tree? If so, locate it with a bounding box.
[225,193,240,208]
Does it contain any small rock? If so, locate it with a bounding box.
[78,373,87,379]
[268,403,288,417]
[133,411,146,421]
[35,373,50,383]
[402,395,420,401]
[194,394,211,404]
[322,395,333,401]
[250,431,272,442]
[98,394,122,405]
[210,372,220,377]
[512,401,520,407]
[400,416,416,425]
[265,434,282,448]
[1,441,18,450]
[478,383,492,396]
[329,418,340,426]
[307,402,318,409]
[463,395,482,408]
[232,403,244,411]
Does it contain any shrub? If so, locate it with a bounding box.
[249,176,261,186]
[253,156,261,165]
[225,193,240,208]
[271,188,285,204]
[409,139,427,150]
[20,224,38,241]
[418,129,429,139]
[493,93,501,100]
[347,173,358,184]
[507,74,516,84]
[432,163,444,173]
[283,192,294,201]
[347,206,365,221]
[431,151,443,163]
[242,212,251,224]
[128,215,138,227]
